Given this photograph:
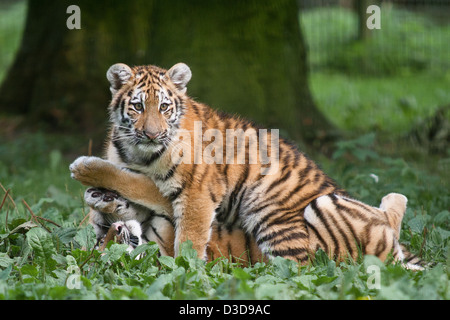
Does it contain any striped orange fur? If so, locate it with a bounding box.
[70,62,421,268]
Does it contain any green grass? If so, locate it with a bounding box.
[310,72,450,135]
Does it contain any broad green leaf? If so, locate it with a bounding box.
[407,216,427,233]
[292,274,318,291]
[271,256,296,279]
[54,227,78,244]
[232,268,252,281]
[131,242,159,261]
[30,197,54,213]
[433,210,449,225]
[26,227,57,270]
[179,240,197,260]
[100,243,129,263]
[74,225,96,249]
[158,255,176,270]
[0,253,13,268]
[0,264,12,280]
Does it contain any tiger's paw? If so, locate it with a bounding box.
[84,187,129,215]
[69,156,116,187]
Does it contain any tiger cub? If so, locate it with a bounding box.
[70,62,346,263]
[86,187,423,269]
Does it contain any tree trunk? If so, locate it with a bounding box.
[354,0,371,41]
[0,0,337,146]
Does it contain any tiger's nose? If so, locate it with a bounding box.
[112,222,123,233]
[143,130,160,140]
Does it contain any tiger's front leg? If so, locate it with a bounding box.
[69,156,172,214]
[173,191,217,259]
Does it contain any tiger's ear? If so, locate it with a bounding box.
[106,63,133,95]
[166,63,192,94]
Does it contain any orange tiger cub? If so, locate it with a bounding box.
[70,62,345,263]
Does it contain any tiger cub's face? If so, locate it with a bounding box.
[101,220,143,253]
[106,63,192,155]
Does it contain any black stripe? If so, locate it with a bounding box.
[112,138,129,163]
[112,90,126,112]
[330,195,365,219]
[154,164,178,181]
[216,224,223,241]
[310,200,341,258]
[149,225,165,244]
[275,188,320,213]
[323,204,354,259]
[375,229,388,256]
[192,103,202,118]
[271,231,309,247]
[167,186,184,202]
[266,170,292,194]
[269,248,308,260]
[227,165,249,212]
[256,225,307,246]
[247,202,273,216]
[234,186,247,216]
[265,209,302,228]
[337,209,361,258]
[306,219,329,254]
[264,230,309,247]
[277,178,311,204]
[151,212,175,228]
[120,99,126,118]
[209,190,217,203]
[298,161,314,180]
[143,146,166,166]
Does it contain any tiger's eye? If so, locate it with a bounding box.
[160,103,169,112]
[134,103,143,111]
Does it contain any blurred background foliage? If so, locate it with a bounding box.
[0,0,448,153]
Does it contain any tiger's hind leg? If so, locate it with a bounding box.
[84,187,129,215]
[379,193,426,270]
[241,197,310,263]
[379,192,407,239]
